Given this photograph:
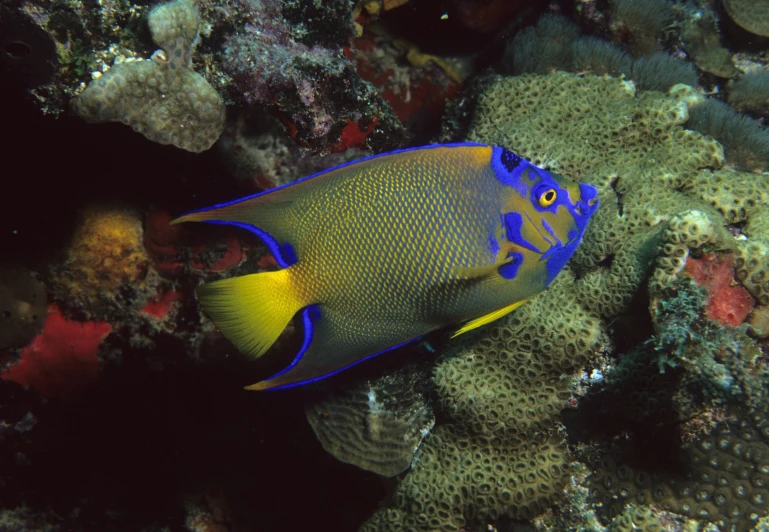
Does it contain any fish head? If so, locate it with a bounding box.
[490,146,599,285]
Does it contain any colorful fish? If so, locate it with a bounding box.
[173,143,599,390]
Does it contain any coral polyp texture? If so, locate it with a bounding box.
[361,72,769,530]
[362,272,605,530]
[723,0,769,37]
[305,365,434,477]
[70,0,225,153]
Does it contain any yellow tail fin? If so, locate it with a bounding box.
[196,269,303,359]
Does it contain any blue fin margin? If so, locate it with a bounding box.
[261,304,421,391]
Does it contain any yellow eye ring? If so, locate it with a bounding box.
[537,188,557,207]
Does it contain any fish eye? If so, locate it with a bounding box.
[537,188,557,207]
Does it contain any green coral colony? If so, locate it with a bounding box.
[6,0,769,529]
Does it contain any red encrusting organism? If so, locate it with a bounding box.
[141,289,184,319]
[1,305,112,399]
[685,253,755,327]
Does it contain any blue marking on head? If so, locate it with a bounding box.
[545,236,584,286]
[262,308,422,391]
[490,146,530,197]
[579,183,598,203]
[504,212,541,253]
[488,234,500,257]
[577,184,600,221]
[498,252,524,280]
[541,219,563,247]
[202,220,292,268]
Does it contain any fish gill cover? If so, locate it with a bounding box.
[1,0,769,531]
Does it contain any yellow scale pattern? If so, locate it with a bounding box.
[282,148,505,374]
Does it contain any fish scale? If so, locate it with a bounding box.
[173,143,599,390]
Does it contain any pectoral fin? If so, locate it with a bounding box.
[451,298,531,338]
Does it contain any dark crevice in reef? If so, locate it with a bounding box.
[610,175,624,216]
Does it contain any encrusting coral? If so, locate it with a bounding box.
[361,71,769,530]
[70,0,225,153]
[50,206,156,320]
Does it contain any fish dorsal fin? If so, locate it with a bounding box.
[451,298,531,338]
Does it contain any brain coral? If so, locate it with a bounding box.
[305,365,434,477]
[70,0,225,153]
[360,72,769,530]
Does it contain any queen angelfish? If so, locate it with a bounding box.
[173,143,599,390]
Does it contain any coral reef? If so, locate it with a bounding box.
[680,9,737,79]
[350,31,464,136]
[1,305,112,399]
[723,0,769,38]
[362,271,605,530]
[571,36,632,77]
[502,14,579,75]
[219,0,405,153]
[71,0,225,153]
[306,364,434,477]
[6,0,769,529]
[361,71,769,530]
[215,110,365,189]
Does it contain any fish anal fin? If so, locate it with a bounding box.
[244,308,421,391]
[196,269,305,360]
[451,298,531,338]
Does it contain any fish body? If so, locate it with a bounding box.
[173,144,598,390]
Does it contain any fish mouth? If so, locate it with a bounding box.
[578,184,600,216]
